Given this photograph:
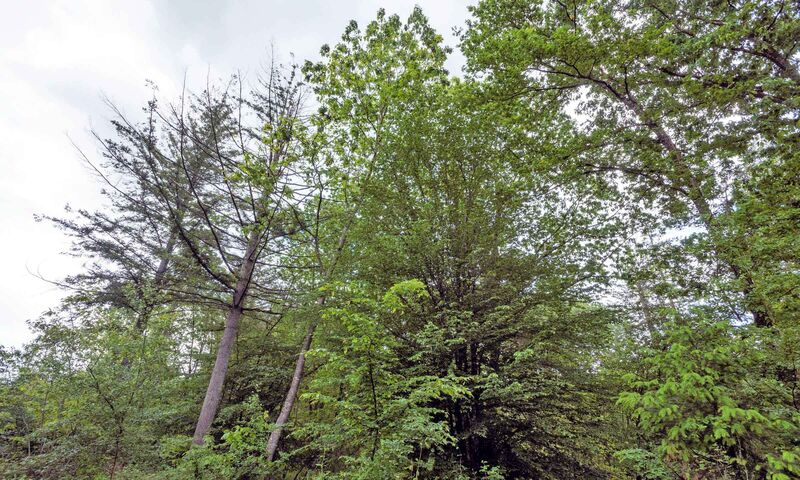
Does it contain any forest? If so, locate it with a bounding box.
[1,0,799,478]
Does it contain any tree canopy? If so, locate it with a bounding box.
[2,2,799,479]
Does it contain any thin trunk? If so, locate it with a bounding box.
[265,317,317,460]
[109,423,123,480]
[635,281,658,338]
[265,214,356,460]
[192,232,259,445]
[367,344,379,460]
[264,114,383,461]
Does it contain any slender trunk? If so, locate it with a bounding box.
[154,229,177,283]
[367,344,379,460]
[265,317,318,460]
[122,227,179,368]
[265,213,357,460]
[635,281,658,338]
[192,233,259,445]
[264,120,382,461]
[109,422,123,480]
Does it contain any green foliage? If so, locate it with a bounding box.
[2,2,798,479]
[613,448,672,480]
[619,318,800,477]
[282,281,467,478]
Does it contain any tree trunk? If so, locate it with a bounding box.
[265,213,357,460]
[192,305,244,445]
[265,317,318,460]
[192,234,259,445]
[635,281,658,338]
[263,124,382,460]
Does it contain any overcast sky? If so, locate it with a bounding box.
[0,0,472,348]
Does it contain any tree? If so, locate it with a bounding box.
[42,91,188,333]
[3,2,798,478]
[265,7,452,461]
[461,0,800,327]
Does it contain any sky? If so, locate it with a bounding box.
[0,0,472,348]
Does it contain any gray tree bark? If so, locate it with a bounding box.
[265,217,354,460]
[192,233,259,445]
[265,316,318,460]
